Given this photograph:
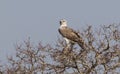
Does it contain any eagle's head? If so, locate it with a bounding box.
[60,19,67,27]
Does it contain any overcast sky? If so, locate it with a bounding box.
[0,0,120,64]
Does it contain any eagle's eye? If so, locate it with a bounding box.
[62,20,66,23]
[63,21,65,22]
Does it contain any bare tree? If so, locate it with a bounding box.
[0,24,120,74]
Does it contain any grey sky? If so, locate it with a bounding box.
[0,0,120,64]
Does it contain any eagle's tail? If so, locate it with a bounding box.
[77,38,87,50]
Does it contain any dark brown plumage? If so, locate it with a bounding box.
[59,26,80,42]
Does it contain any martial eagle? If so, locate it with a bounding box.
[58,19,84,49]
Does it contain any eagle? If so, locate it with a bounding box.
[58,19,85,49]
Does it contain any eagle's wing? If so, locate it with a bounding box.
[59,27,81,42]
[59,26,85,49]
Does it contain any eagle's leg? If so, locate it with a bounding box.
[64,38,71,46]
[64,38,75,49]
